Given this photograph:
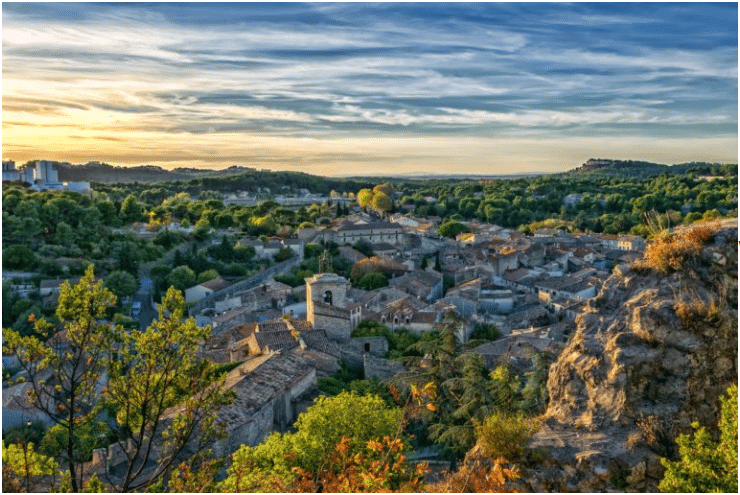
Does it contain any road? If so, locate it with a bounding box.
[133,276,157,330]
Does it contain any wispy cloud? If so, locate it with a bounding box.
[2,2,736,174]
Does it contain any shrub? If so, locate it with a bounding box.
[659,384,738,493]
[356,271,388,290]
[474,412,539,461]
[635,222,718,274]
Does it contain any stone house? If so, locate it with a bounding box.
[331,221,404,246]
[211,352,316,455]
[185,277,232,304]
[337,245,367,263]
[388,269,443,303]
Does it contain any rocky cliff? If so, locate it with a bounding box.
[527,219,738,492]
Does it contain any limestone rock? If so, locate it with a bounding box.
[525,219,738,492]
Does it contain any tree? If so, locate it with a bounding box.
[659,384,738,493]
[373,183,394,197]
[2,245,36,270]
[357,188,374,210]
[220,391,403,491]
[4,272,234,492]
[371,191,392,216]
[3,266,116,492]
[103,287,233,491]
[166,265,196,291]
[192,218,212,241]
[469,323,502,342]
[273,247,295,262]
[104,270,138,306]
[474,411,539,461]
[351,320,390,338]
[2,441,59,492]
[357,271,389,290]
[120,195,144,223]
[196,269,220,284]
[438,220,470,238]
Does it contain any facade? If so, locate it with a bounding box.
[185,277,231,303]
[305,272,352,341]
[331,221,404,246]
[2,160,19,181]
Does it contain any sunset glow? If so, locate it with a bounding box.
[3,2,737,175]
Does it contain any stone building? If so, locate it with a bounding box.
[305,272,352,341]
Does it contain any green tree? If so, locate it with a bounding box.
[2,440,59,492]
[273,247,296,262]
[474,411,539,461]
[2,245,36,270]
[3,266,115,492]
[438,220,470,238]
[104,270,138,306]
[104,287,233,491]
[166,265,196,291]
[659,384,738,493]
[352,320,390,338]
[193,217,212,241]
[120,194,144,223]
[220,391,403,491]
[469,323,502,342]
[357,271,389,290]
[197,269,220,284]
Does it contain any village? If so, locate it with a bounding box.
[3,198,650,476]
[144,210,647,459]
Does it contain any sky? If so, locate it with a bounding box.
[2,2,738,176]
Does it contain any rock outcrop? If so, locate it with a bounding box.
[527,219,738,492]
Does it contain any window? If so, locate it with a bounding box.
[324,290,333,305]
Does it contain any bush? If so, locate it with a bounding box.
[2,245,36,270]
[356,271,388,290]
[659,384,738,493]
[470,323,502,341]
[636,222,718,274]
[273,247,295,263]
[475,412,539,461]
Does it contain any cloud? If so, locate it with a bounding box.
[2,2,736,173]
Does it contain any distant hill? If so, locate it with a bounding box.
[563,158,737,178]
[55,162,259,183]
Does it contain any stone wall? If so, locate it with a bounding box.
[348,336,388,357]
[363,354,405,381]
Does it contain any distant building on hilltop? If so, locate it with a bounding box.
[1,159,90,192]
[2,160,19,182]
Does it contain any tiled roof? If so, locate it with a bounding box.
[335,222,402,232]
[410,312,438,324]
[300,330,341,357]
[216,352,315,426]
[253,330,298,352]
[257,321,290,333]
[200,277,232,291]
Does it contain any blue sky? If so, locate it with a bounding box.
[2,2,737,176]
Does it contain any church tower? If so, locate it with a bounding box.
[305,272,352,341]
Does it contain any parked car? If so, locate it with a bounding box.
[132,301,142,318]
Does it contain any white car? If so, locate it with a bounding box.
[132,301,142,317]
